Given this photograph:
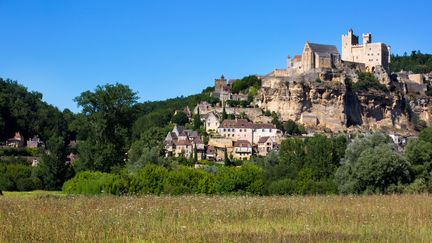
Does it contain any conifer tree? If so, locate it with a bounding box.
[224,146,230,166]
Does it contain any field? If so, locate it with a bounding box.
[1,192,431,242]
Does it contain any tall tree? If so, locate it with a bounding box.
[193,108,202,129]
[222,103,227,120]
[74,83,138,172]
[33,136,71,190]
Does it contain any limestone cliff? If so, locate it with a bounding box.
[255,67,431,135]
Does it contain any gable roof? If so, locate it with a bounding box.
[253,123,276,129]
[306,42,339,57]
[234,140,252,148]
[220,119,253,128]
[258,136,271,144]
[172,125,184,136]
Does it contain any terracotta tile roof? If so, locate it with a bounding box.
[234,140,252,147]
[293,55,302,62]
[220,119,254,128]
[258,136,270,144]
[253,123,276,129]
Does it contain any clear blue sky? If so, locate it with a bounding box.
[1,0,431,112]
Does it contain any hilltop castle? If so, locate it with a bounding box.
[271,29,391,76]
[341,28,391,71]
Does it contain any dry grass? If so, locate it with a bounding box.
[1,192,431,242]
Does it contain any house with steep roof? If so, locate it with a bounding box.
[233,140,253,160]
[6,132,24,148]
[164,125,205,160]
[257,136,277,156]
[204,112,220,133]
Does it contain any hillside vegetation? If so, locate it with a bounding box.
[2,51,432,197]
[390,51,432,73]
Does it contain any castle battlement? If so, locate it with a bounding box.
[341,29,391,71]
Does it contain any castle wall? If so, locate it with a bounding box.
[342,29,390,71]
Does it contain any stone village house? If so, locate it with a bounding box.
[164,125,205,160]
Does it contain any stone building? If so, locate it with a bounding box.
[218,119,281,145]
[341,28,391,71]
[301,42,341,72]
[164,125,205,160]
[6,132,24,148]
[26,136,44,149]
[212,75,231,103]
[204,112,220,133]
[257,136,277,156]
[233,140,253,160]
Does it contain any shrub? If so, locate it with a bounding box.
[404,178,428,194]
[16,177,42,191]
[352,72,387,92]
[62,171,120,195]
[0,163,41,191]
[267,178,296,195]
[129,164,168,195]
[163,167,207,195]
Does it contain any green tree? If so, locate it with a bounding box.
[171,111,189,126]
[74,83,138,172]
[304,135,335,179]
[224,147,230,166]
[336,133,411,194]
[33,136,72,190]
[193,143,198,163]
[193,108,202,129]
[222,103,227,120]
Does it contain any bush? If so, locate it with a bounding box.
[267,178,296,195]
[404,178,428,194]
[0,163,42,191]
[62,171,121,195]
[215,163,263,195]
[129,164,168,195]
[16,177,42,191]
[352,72,387,92]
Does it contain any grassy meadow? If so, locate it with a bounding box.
[0,192,431,242]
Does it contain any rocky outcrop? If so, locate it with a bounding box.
[255,68,432,135]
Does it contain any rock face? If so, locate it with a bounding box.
[255,67,432,135]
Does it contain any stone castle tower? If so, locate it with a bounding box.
[342,28,391,71]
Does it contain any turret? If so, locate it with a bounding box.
[362,33,372,44]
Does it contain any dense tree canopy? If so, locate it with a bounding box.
[73,83,138,172]
[390,51,432,73]
[336,133,411,194]
[0,78,68,142]
[230,75,261,94]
